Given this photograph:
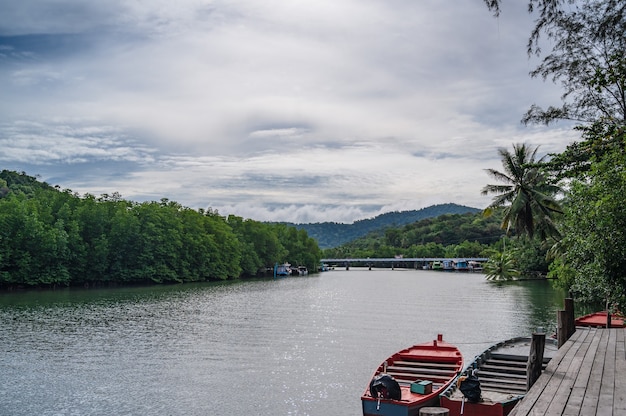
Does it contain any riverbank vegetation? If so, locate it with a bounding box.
[479,1,626,306]
[321,211,550,278]
[0,170,321,289]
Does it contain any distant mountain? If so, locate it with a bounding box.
[286,203,481,249]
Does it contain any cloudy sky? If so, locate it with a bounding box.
[0,0,577,224]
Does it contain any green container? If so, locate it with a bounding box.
[410,380,432,394]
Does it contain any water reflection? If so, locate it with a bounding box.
[0,270,566,416]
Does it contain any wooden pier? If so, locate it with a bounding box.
[509,326,626,415]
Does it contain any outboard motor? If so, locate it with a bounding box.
[459,369,482,403]
[369,374,402,401]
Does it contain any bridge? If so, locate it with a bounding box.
[319,257,489,270]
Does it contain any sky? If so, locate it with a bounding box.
[0,0,578,224]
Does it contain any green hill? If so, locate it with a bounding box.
[285,203,481,248]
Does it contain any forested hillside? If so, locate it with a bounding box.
[0,170,321,289]
[322,211,506,260]
[286,203,481,248]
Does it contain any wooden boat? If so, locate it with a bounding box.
[439,336,558,416]
[575,311,625,328]
[361,334,463,416]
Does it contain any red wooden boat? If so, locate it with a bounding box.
[575,311,625,328]
[361,334,463,416]
[439,336,558,416]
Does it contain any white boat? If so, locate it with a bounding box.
[274,263,291,277]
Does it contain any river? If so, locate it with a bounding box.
[0,268,566,415]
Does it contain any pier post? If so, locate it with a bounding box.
[527,331,546,390]
[564,297,575,338]
[419,407,449,416]
[557,310,568,348]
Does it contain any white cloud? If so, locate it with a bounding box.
[0,0,580,223]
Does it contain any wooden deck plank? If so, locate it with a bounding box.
[596,329,616,416]
[538,327,597,415]
[509,327,626,416]
[562,326,603,416]
[596,331,623,415]
[613,328,626,413]
[579,329,610,415]
[545,326,600,415]
[530,328,594,414]
[508,328,593,416]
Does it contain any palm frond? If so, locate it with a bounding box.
[482,143,563,240]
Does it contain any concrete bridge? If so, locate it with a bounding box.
[320,257,489,270]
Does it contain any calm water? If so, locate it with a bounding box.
[0,269,565,415]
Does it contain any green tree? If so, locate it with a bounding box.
[197,210,242,280]
[0,170,325,287]
[522,1,626,127]
[0,195,71,287]
[551,143,626,305]
[228,216,287,275]
[482,143,563,241]
[484,1,624,57]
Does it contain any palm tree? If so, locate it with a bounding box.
[482,143,563,241]
[484,249,520,281]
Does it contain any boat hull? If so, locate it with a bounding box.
[575,311,625,328]
[361,334,463,416]
[362,398,433,416]
[440,395,519,416]
[439,336,558,416]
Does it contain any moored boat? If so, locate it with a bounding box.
[575,311,625,328]
[274,262,291,277]
[468,261,483,272]
[361,334,463,416]
[431,261,443,271]
[439,336,558,416]
[453,259,469,272]
[442,260,455,271]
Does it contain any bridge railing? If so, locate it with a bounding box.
[320,257,489,263]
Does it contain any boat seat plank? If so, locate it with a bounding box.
[386,365,455,376]
[484,358,548,368]
[395,379,444,389]
[482,359,527,367]
[480,380,527,389]
[481,385,527,395]
[488,353,529,362]
[489,354,552,364]
[392,360,460,369]
[475,369,527,380]
[385,371,453,383]
[478,377,527,386]
[479,364,527,375]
